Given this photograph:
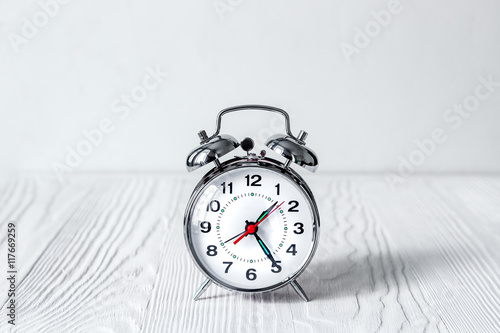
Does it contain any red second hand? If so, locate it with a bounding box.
[233,201,285,245]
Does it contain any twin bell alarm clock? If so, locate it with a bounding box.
[184,105,320,302]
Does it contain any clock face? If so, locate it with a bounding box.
[185,164,318,291]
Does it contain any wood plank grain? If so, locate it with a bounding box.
[0,175,178,332]
[363,176,500,333]
[0,174,498,332]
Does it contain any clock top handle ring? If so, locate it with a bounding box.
[186,104,319,173]
[208,104,296,141]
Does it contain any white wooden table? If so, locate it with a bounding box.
[1,174,499,332]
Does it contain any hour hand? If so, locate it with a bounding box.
[255,201,278,223]
[253,233,277,266]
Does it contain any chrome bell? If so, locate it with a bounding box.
[186,130,239,172]
[266,130,319,172]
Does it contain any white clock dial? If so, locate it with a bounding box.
[186,165,318,291]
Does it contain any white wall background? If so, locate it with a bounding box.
[1,0,499,176]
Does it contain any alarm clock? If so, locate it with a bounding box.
[184,105,320,302]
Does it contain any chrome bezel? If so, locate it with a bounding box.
[184,156,320,294]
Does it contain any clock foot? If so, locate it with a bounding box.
[290,280,310,302]
[193,278,212,301]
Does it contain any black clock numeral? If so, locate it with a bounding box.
[286,244,297,256]
[223,261,233,273]
[206,245,218,256]
[200,221,211,233]
[271,261,282,273]
[207,200,220,212]
[293,222,304,234]
[245,174,262,187]
[275,183,280,195]
[221,182,233,194]
[246,268,257,281]
[288,200,299,212]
